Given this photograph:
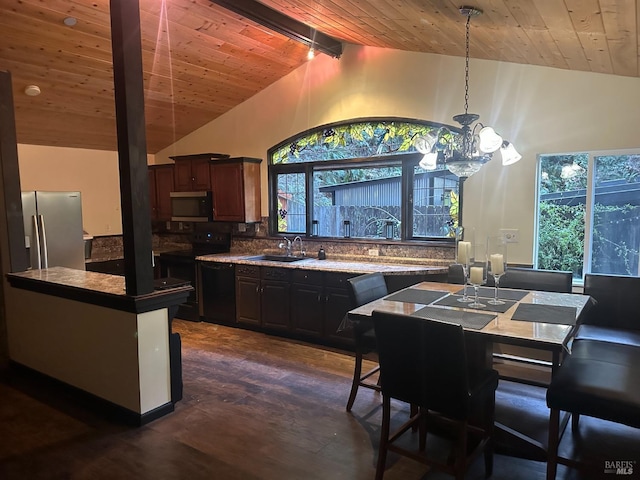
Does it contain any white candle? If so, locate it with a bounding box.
[470,266,484,284]
[457,241,471,264]
[490,254,504,275]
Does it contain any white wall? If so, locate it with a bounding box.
[17,144,155,236]
[156,44,640,264]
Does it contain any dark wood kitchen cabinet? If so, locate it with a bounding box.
[148,164,174,221]
[210,157,261,223]
[323,273,356,345]
[235,265,290,330]
[170,153,228,192]
[260,267,291,330]
[233,264,354,347]
[291,270,324,338]
[291,270,355,345]
[235,265,261,326]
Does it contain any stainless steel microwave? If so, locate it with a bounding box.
[170,191,213,222]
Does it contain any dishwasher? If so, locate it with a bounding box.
[199,262,236,323]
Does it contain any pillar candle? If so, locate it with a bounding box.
[490,254,504,275]
[457,241,471,264]
[470,266,484,284]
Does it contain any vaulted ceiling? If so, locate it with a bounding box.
[1,0,637,153]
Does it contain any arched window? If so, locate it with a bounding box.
[268,117,461,241]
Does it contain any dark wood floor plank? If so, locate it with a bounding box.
[0,320,638,480]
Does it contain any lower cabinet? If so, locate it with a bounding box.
[235,265,291,331]
[232,267,357,347]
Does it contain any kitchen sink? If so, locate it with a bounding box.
[247,254,308,263]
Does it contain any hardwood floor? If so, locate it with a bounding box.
[0,320,638,480]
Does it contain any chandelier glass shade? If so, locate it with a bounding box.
[414,7,521,178]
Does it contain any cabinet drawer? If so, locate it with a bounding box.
[236,264,260,278]
[292,269,323,285]
[261,267,291,281]
[326,272,356,287]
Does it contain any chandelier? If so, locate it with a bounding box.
[414,6,521,178]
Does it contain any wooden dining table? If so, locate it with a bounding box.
[346,281,595,460]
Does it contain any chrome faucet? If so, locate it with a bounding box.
[278,237,292,256]
[292,236,305,257]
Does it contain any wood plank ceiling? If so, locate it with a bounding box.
[1,0,637,154]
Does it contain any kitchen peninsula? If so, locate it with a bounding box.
[5,267,192,425]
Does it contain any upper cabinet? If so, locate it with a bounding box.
[170,153,228,192]
[210,157,262,223]
[149,164,175,221]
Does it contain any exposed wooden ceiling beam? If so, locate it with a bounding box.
[209,0,343,58]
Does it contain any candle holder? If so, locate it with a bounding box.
[487,235,507,305]
[469,248,488,308]
[311,220,319,237]
[456,227,474,303]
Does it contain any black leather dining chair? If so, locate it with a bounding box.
[372,310,499,480]
[344,272,388,412]
[493,267,572,293]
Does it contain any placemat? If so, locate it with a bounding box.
[511,303,577,325]
[412,306,496,330]
[434,294,516,314]
[455,286,528,301]
[384,288,449,305]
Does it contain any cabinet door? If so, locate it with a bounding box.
[211,162,244,221]
[323,273,356,345]
[191,158,211,191]
[291,283,324,337]
[261,280,290,330]
[236,276,261,326]
[174,161,193,191]
[154,165,175,220]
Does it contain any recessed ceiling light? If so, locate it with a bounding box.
[24,85,41,97]
[63,17,77,27]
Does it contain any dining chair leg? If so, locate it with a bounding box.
[454,421,468,480]
[375,395,391,480]
[346,350,363,412]
[571,413,580,432]
[546,407,560,480]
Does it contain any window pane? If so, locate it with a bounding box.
[591,154,640,275]
[412,166,459,238]
[312,165,401,238]
[537,154,588,279]
[276,173,306,233]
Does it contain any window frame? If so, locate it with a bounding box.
[535,147,640,281]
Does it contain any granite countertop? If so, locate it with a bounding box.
[9,267,128,295]
[196,253,447,276]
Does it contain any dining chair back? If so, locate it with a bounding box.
[447,264,465,284]
[497,267,572,293]
[372,310,498,480]
[344,272,388,411]
[582,273,640,330]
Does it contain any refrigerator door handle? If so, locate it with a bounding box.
[38,214,49,269]
[32,215,42,269]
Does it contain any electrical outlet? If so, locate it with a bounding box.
[500,229,519,243]
[368,249,379,256]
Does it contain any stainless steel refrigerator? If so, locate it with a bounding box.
[21,191,86,270]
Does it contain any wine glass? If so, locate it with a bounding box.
[487,236,507,305]
[468,245,487,308]
[456,229,474,303]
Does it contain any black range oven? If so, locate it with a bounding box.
[158,230,231,321]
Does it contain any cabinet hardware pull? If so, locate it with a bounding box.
[317,293,321,303]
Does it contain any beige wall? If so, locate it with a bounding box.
[156,44,640,265]
[16,144,155,236]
